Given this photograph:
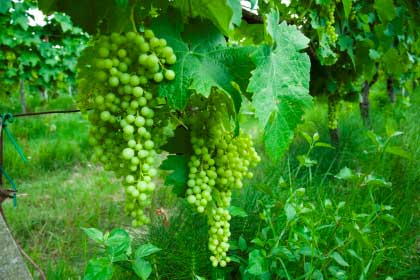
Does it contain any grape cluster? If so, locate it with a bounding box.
[185,102,260,267]
[78,30,176,227]
[326,4,337,43]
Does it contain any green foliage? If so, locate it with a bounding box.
[226,129,415,279]
[232,184,402,279]
[172,0,242,35]
[0,0,87,98]
[39,0,132,34]
[6,0,416,277]
[247,11,312,161]
[143,197,212,279]
[41,1,315,169]
[160,155,189,196]
[82,227,160,280]
[255,0,420,131]
[39,0,243,35]
[2,93,420,279]
[152,15,255,112]
[37,2,314,164]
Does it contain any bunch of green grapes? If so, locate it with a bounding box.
[78,29,176,227]
[326,3,337,43]
[185,97,260,267]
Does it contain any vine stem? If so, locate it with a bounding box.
[130,1,138,33]
[169,112,188,130]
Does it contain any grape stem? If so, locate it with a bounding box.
[169,112,188,130]
[130,2,137,33]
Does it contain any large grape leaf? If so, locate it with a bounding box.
[247,11,312,162]
[152,16,256,111]
[172,0,242,35]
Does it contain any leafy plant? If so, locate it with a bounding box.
[38,0,314,270]
[224,131,402,280]
[230,181,400,279]
[82,227,160,280]
[0,0,87,109]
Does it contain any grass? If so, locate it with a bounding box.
[3,165,131,279]
[1,91,419,279]
[2,96,131,279]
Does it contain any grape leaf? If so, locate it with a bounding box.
[342,0,352,19]
[104,228,131,259]
[82,227,104,244]
[228,205,248,217]
[247,11,312,162]
[161,126,192,155]
[317,36,338,66]
[11,11,28,30]
[374,0,396,22]
[172,0,242,35]
[53,13,74,33]
[153,16,256,112]
[382,48,408,75]
[133,258,152,280]
[228,0,243,29]
[38,0,131,33]
[247,249,268,275]
[330,252,350,267]
[135,244,161,259]
[84,257,114,280]
[0,0,12,14]
[19,51,40,67]
[338,35,355,66]
[160,155,189,196]
[230,21,265,45]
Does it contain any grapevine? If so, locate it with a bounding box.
[77,30,176,227]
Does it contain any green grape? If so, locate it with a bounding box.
[139,42,150,53]
[96,71,107,81]
[144,29,154,39]
[118,63,128,72]
[153,72,164,83]
[164,70,175,81]
[166,54,177,64]
[77,30,177,227]
[162,47,173,58]
[117,49,127,58]
[98,47,110,58]
[120,73,130,84]
[109,76,119,87]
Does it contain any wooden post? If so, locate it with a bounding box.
[0,215,33,279]
[360,80,370,126]
[19,79,28,113]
